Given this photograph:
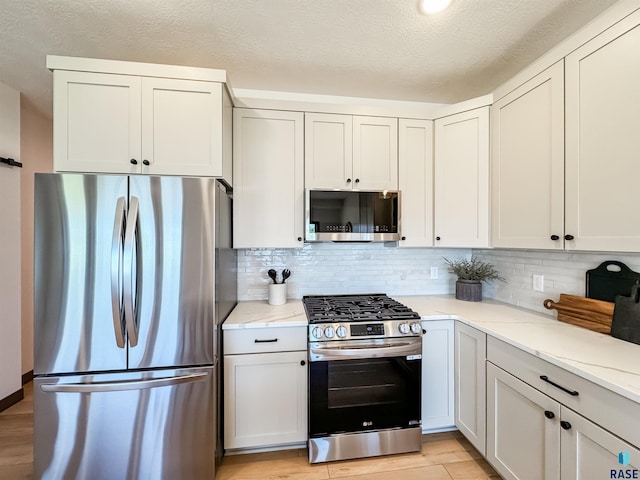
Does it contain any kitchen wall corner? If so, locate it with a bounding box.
[20,97,53,376]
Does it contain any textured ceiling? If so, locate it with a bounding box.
[0,0,620,117]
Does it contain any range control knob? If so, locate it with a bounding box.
[324,326,335,339]
[336,325,348,338]
[410,322,422,334]
[398,323,410,334]
[312,327,324,339]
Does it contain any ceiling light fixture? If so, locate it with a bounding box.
[418,0,453,15]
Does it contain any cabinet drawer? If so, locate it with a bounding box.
[487,336,640,448]
[224,326,307,354]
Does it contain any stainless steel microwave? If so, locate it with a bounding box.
[305,189,401,242]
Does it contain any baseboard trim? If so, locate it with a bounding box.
[0,388,24,413]
[22,370,33,385]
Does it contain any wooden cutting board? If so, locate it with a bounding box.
[543,294,614,334]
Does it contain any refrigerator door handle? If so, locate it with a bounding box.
[123,196,140,347]
[110,196,127,348]
[39,372,208,393]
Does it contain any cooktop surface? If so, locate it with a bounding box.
[303,294,420,324]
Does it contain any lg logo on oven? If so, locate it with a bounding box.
[362,421,373,427]
[611,451,639,479]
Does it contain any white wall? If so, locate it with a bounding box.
[20,99,53,376]
[237,243,640,322]
[0,80,21,401]
[474,249,640,315]
[237,243,470,301]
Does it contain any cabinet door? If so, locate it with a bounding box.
[492,61,565,250]
[560,407,640,480]
[422,320,454,432]
[305,113,352,189]
[53,70,141,174]
[487,363,560,480]
[141,78,223,177]
[565,12,640,252]
[223,351,308,450]
[398,119,434,248]
[454,322,487,455]
[233,109,304,248]
[352,116,398,190]
[434,107,489,248]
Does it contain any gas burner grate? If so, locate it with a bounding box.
[303,294,420,324]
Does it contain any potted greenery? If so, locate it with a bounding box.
[444,256,505,302]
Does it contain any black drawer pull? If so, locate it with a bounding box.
[544,410,555,419]
[540,375,579,396]
[560,421,572,430]
[254,338,278,343]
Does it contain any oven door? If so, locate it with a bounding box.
[308,337,422,438]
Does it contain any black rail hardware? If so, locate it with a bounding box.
[540,375,579,396]
[0,156,22,168]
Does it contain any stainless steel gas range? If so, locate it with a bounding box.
[303,294,423,463]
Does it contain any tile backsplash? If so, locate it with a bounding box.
[237,243,640,317]
[237,243,469,301]
[474,249,640,315]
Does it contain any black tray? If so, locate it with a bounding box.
[585,261,640,303]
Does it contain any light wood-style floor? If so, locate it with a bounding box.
[0,384,499,480]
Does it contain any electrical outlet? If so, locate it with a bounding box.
[533,274,544,292]
[431,267,439,279]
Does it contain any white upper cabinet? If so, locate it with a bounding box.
[305,113,352,189]
[491,61,565,250]
[398,119,434,247]
[233,108,304,249]
[49,57,232,182]
[53,71,142,175]
[434,107,490,248]
[305,114,398,190]
[352,116,398,190]
[565,12,640,252]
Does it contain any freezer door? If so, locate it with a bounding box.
[34,366,215,480]
[34,173,128,375]
[128,176,215,369]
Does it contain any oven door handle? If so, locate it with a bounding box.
[309,341,421,361]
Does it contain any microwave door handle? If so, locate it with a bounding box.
[310,342,420,361]
[110,197,127,348]
[123,196,140,347]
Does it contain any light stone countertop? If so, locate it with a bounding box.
[222,294,640,404]
[221,300,306,329]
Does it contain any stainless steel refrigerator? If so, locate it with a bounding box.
[33,173,236,479]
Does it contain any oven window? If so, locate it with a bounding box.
[328,358,405,408]
[309,356,421,437]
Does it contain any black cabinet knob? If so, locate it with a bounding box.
[565,234,574,241]
[354,178,360,183]
[401,236,406,241]
[130,159,138,165]
[346,178,352,183]
[544,410,555,419]
[550,235,560,241]
[560,421,572,430]
[297,236,303,242]
[142,159,150,166]
[300,360,306,366]
[435,236,441,241]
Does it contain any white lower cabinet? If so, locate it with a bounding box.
[223,327,307,451]
[487,362,560,479]
[486,336,640,480]
[454,322,486,454]
[561,407,640,480]
[422,320,454,432]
